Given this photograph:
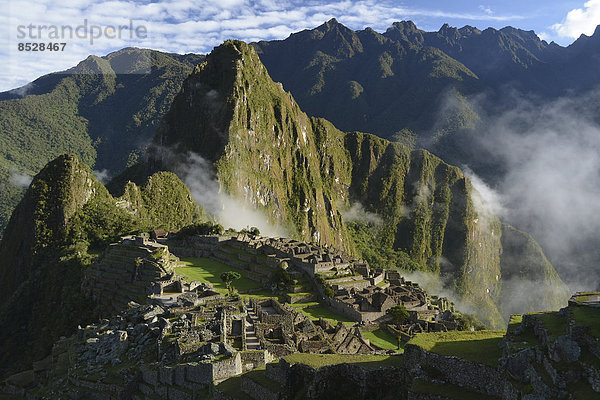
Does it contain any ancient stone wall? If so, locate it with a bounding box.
[328,297,383,322]
[240,350,276,372]
[403,344,505,397]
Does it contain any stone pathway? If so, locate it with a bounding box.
[245,302,260,350]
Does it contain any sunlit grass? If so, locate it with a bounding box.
[408,330,505,367]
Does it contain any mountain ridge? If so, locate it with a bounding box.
[0,48,204,239]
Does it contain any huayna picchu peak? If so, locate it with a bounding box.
[0,14,598,400]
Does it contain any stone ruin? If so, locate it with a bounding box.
[81,232,464,364]
[248,298,385,357]
[83,235,200,315]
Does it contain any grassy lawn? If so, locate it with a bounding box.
[572,306,600,337]
[245,367,282,392]
[530,311,566,341]
[408,331,506,367]
[289,302,320,308]
[176,257,264,294]
[362,329,400,351]
[410,379,500,400]
[238,291,278,301]
[376,280,389,287]
[296,305,355,325]
[215,376,253,400]
[283,353,403,370]
[507,315,522,333]
[505,314,538,352]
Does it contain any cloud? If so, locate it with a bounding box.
[473,90,600,289]
[9,172,33,188]
[463,166,505,219]
[401,270,479,317]
[93,169,110,184]
[1,0,525,91]
[8,82,35,97]
[340,202,382,225]
[478,5,493,16]
[173,151,288,237]
[551,0,600,39]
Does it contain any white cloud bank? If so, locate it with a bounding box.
[551,0,600,39]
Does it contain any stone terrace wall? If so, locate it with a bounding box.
[328,297,383,323]
[403,344,505,397]
[240,350,276,373]
[84,244,167,314]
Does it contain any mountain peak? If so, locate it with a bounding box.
[438,23,461,39]
[154,40,285,163]
[383,20,424,44]
[389,20,419,32]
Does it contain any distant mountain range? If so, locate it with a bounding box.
[4,20,600,236]
[253,19,600,165]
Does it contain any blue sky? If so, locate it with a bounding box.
[2,0,600,92]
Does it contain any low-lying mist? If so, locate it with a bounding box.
[474,92,600,291]
[176,151,288,237]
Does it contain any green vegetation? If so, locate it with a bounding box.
[271,263,293,290]
[244,367,281,393]
[283,353,403,370]
[346,222,422,272]
[176,257,263,294]
[499,225,571,317]
[215,375,253,400]
[151,39,568,331]
[529,311,566,341]
[572,306,600,337]
[387,305,409,325]
[0,49,203,238]
[176,222,224,238]
[455,313,489,331]
[361,329,401,351]
[0,155,207,378]
[220,271,242,295]
[240,226,260,236]
[295,305,355,326]
[408,331,505,367]
[505,314,538,352]
[0,37,573,382]
[254,20,479,145]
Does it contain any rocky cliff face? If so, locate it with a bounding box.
[150,40,568,327]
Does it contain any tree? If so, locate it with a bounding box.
[176,222,224,238]
[272,262,292,290]
[387,305,410,325]
[241,226,260,236]
[220,271,241,295]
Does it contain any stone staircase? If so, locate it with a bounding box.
[245,302,261,350]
